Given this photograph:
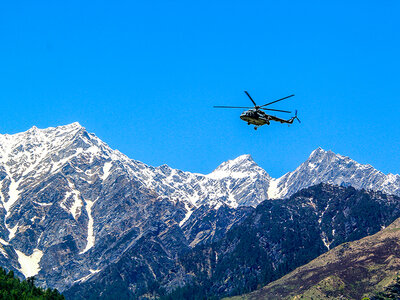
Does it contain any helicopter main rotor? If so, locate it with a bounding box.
[214,91,295,113]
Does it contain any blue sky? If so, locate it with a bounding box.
[1,1,399,177]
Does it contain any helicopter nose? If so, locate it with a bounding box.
[240,112,248,120]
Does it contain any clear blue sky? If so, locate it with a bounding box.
[1,1,399,177]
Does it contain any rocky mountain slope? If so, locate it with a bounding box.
[0,123,189,290]
[231,216,400,300]
[65,184,400,299]
[0,123,259,293]
[1,123,400,298]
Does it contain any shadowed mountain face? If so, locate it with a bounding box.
[234,217,400,300]
[1,123,400,298]
[65,184,400,299]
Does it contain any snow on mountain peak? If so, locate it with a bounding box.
[2,124,400,214]
[0,122,123,201]
[309,146,325,158]
[207,154,266,180]
[308,147,336,160]
[11,122,82,136]
[306,148,376,171]
[267,147,400,199]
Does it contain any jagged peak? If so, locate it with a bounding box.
[207,154,268,179]
[307,147,346,163]
[28,125,38,132]
[297,147,383,177]
[213,154,255,170]
[2,122,84,137]
[308,147,330,159]
[44,122,86,137]
[54,122,84,132]
[0,123,116,162]
[309,146,325,156]
[234,154,253,161]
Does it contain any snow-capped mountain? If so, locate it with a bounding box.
[127,153,271,209]
[0,123,169,286]
[0,123,273,291]
[0,122,400,295]
[269,147,400,199]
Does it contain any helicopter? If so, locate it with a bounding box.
[214,91,301,130]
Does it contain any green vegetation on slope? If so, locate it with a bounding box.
[231,218,400,300]
[0,267,64,300]
[370,275,400,300]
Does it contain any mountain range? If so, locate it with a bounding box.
[0,123,399,298]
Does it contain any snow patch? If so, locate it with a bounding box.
[268,178,286,199]
[0,238,9,245]
[80,199,96,254]
[8,224,19,240]
[214,202,223,210]
[69,193,82,219]
[308,162,317,170]
[60,185,83,220]
[15,249,43,278]
[32,201,52,206]
[101,162,112,181]
[0,246,8,258]
[74,269,101,283]
[318,203,330,225]
[89,268,100,274]
[321,235,330,250]
[4,173,20,216]
[179,202,193,226]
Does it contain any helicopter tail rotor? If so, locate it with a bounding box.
[293,110,301,123]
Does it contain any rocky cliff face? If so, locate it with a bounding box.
[1,123,400,298]
[156,184,400,299]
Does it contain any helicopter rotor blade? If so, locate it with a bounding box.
[244,91,257,107]
[260,108,292,113]
[213,106,253,109]
[260,94,295,107]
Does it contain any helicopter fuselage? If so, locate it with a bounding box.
[240,109,270,125]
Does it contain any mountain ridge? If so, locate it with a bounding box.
[2,123,400,208]
[1,123,400,296]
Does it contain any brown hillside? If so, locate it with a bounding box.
[228,217,400,300]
